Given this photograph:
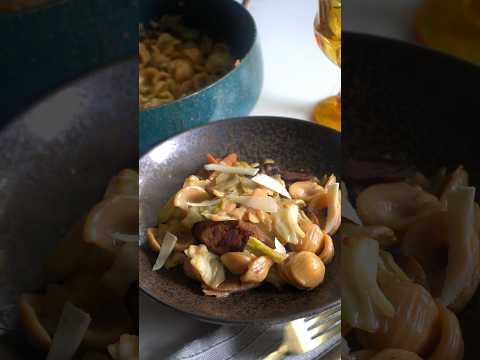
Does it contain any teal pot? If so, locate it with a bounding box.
[139,0,263,154]
[0,0,137,124]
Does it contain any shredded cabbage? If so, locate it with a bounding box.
[441,186,477,306]
[298,209,313,227]
[186,199,222,207]
[342,236,395,332]
[152,232,177,271]
[378,250,411,285]
[287,204,306,238]
[239,176,259,194]
[198,198,237,221]
[273,202,305,244]
[181,208,204,229]
[184,244,225,288]
[211,173,241,194]
[227,195,279,213]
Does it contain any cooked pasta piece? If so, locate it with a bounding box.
[139,16,236,109]
[150,153,340,296]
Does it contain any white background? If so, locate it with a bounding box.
[249,0,421,120]
[249,0,340,120]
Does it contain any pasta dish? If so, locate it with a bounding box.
[147,153,341,297]
[139,16,236,109]
[18,170,139,360]
[341,163,479,360]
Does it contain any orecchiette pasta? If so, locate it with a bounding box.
[139,16,236,109]
[148,153,340,297]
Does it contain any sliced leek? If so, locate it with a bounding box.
[245,237,287,264]
[251,174,291,199]
[152,232,177,271]
[46,302,91,360]
[204,163,259,176]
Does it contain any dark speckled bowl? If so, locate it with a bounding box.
[343,32,480,359]
[139,117,340,325]
[139,0,263,155]
[0,59,137,359]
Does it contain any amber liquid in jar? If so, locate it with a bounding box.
[315,0,342,66]
[312,0,341,131]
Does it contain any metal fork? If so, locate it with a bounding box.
[262,304,341,360]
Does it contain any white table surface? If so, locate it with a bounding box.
[249,0,422,120]
[249,0,340,120]
[141,0,420,357]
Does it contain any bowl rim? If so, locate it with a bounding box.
[141,267,341,325]
[140,115,339,155]
[0,56,136,133]
[139,0,260,113]
[139,116,340,325]
[344,31,480,71]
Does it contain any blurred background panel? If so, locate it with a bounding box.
[343,1,479,359]
[0,0,138,124]
[345,0,480,65]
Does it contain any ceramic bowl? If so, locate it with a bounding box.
[139,117,341,325]
[0,59,137,358]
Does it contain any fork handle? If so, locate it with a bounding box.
[262,343,289,360]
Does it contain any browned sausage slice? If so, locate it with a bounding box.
[261,164,313,186]
[192,220,273,255]
[237,220,274,247]
[202,280,260,297]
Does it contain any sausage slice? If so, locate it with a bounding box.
[192,220,273,255]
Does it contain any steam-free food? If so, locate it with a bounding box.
[148,153,341,297]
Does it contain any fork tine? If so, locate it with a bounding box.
[309,318,341,338]
[283,310,341,355]
[305,309,340,329]
[304,303,340,323]
[319,303,341,316]
[310,323,341,349]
